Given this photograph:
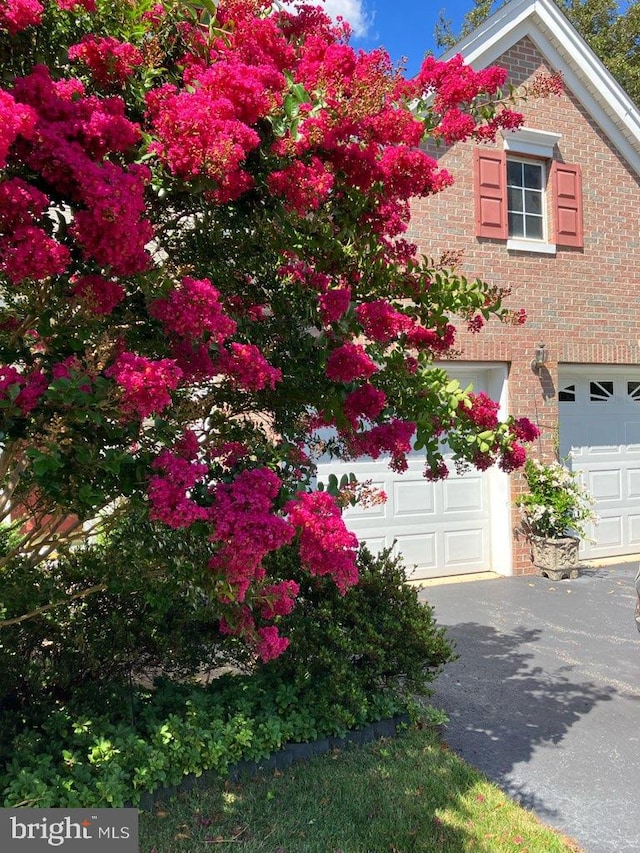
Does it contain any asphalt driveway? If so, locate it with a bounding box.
[419,563,640,853]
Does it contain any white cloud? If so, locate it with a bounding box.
[321,0,372,38]
[280,0,373,38]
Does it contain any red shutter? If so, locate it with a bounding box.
[552,162,583,248]
[474,148,507,239]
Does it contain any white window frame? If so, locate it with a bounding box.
[501,127,561,254]
[506,156,549,247]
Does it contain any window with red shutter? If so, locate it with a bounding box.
[473,146,584,251]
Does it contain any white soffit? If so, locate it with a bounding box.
[441,0,640,177]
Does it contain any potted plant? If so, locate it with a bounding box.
[516,457,598,579]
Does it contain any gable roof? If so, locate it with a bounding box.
[441,0,640,176]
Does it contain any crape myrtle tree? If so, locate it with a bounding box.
[0,0,540,661]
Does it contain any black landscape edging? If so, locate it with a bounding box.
[138,713,410,811]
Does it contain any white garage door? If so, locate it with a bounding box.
[559,368,640,560]
[316,366,510,580]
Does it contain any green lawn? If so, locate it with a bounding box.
[139,724,583,853]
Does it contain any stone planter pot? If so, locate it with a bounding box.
[530,534,580,580]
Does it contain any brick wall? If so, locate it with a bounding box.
[407,37,640,573]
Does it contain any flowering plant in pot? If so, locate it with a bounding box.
[516,458,598,578]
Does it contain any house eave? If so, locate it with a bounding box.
[441,0,640,178]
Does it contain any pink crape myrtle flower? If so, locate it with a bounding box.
[0,226,70,284]
[343,383,387,427]
[356,300,414,343]
[71,274,125,315]
[255,626,290,661]
[286,491,358,594]
[105,352,182,420]
[208,468,295,601]
[460,391,500,430]
[68,36,143,87]
[148,449,209,529]
[318,285,351,324]
[215,343,282,391]
[150,276,237,342]
[0,0,43,34]
[259,579,299,620]
[0,90,36,167]
[55,0,96,10]
[325,342,378,383]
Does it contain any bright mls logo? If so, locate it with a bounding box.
[0,809,138,851]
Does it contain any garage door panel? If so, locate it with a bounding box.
[628,515,640,547]
[393,533,437,573]
[393,479,435,517]
[357,536,388,555]
[590,515,623,549]
[628,469,640,499]
[587,469,622,501]
[443,477,484,512]
[444,528,486,565]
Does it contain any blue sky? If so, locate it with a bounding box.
[324,0,632,76]
[322,0,482,76]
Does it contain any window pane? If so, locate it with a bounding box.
[508,212,524,237]
[508,186,523,212]
[525,215,543,239]
[523,163,543,189]
[507,160,522,185]
[524,189,542,215]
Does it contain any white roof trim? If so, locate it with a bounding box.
[442,0,640,176]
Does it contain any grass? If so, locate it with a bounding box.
[139,723,584,853]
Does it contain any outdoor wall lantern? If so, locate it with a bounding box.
[531,342,548,373]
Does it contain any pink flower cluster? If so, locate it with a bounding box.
[0,178,48,230]
[146,38,286,196]
[325,342,378,383]
[11,65,151,276]
[68,36,143,87]
[318,286,351,325]
[219,610,290,662]
[499,442,527,473]
[267,156,334,215]
[0,365,47,415]
[208,468,295,601]
[56,0,96,10]
[259,579,300,620]
[215,343,282,391]
[105,352,182,421]
[512,417,540,443]
[460,392,500,430]
[70,274,125,315]
[148,445,209,529]
[286,491,358,594]
[150,277,237,343]
[0,0,42,34]
[356,300,413,344]
[347,419,416,472]
[0,90,35,167]
[343,383,387,428]
[0,225,70,284]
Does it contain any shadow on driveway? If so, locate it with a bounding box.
[420,564,640,853]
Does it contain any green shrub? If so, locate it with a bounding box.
[259,544,455,728]
[0,535,455,808]
[0,514,252,718]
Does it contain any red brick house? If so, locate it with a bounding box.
[319,0,640,579]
